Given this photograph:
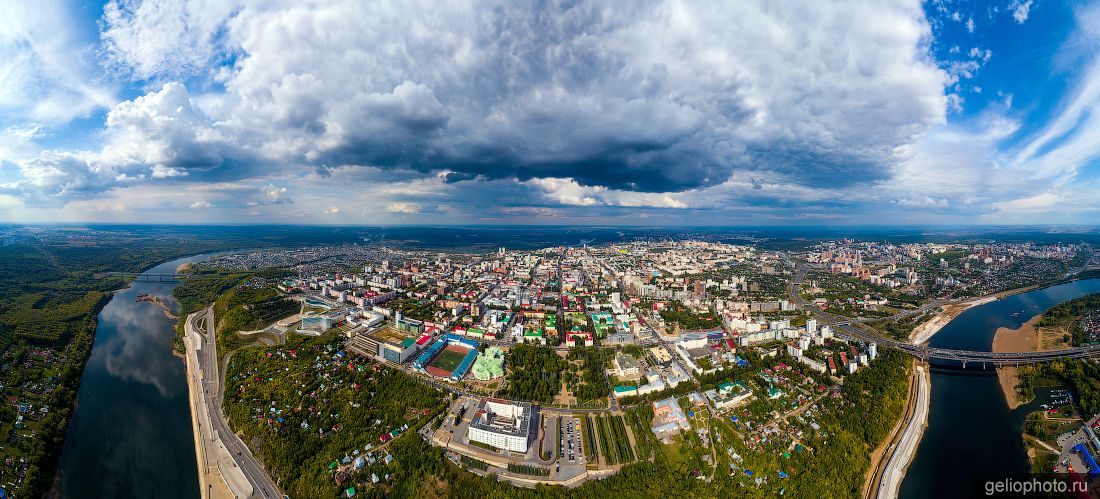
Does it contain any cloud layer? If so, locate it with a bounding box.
[0,0,1098,224]
[99,0,946,192]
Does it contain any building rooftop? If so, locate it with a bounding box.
[470,397,534,439]
[370,326,414,346]
[616,354,639,371]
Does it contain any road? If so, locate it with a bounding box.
[189,307,284,498]
[875,364,929,499]
[789,263,1100,366]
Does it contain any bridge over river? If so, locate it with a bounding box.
[96,272,188,282]
[790,265,1100,368]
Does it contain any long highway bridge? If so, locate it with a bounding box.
[96,271,188,281]
[789,265,1100,368]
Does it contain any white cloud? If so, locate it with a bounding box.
[151,165,188,178]
[895,196,949,208]
[0,1,117,123]
[1010,0,1033,24]
[385,202,421,214]
[189,199,213,208]
[322,207,339,215]
[96,0,947,196]
[994,192,1058,212]
[100,0,240,79]
[100,82,229,174]
[247,184,293,205]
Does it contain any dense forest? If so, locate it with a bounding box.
[501,344,567,404]
[1021,359,1100,417]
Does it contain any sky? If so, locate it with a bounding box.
[1,0,1099,226]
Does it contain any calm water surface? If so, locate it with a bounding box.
[53,259,1100,498]
[57,255,214,498]
[900,278,1100,498]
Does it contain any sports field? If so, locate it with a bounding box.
[429,345,470,373]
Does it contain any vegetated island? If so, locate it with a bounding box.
[1000,293,1100,472]
[995,293,1100,409]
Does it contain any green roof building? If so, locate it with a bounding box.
[472,347,506,380]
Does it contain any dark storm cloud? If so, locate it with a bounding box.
[134,0,941,195]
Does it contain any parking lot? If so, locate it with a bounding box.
[560,415,584,465]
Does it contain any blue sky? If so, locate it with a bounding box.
[1,0,1099,225]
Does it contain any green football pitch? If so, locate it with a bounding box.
[430,347,467,372]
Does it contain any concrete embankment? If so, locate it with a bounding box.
[184,310,253,499]
[876,364,930,499]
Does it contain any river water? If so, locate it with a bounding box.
[56,255,208,498]
[49,255,1100,498]
[900,278,1100,498]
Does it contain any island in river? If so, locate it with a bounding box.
[993,291,1100,473]
[993,313,1071,409]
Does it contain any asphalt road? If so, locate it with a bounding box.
[194,307,285,498]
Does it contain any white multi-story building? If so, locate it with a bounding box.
[467,398,534,453]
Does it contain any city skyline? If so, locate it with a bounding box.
[2,0,1100,225]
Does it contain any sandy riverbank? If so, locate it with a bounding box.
[909,296,998,345]
[176,262,193,274]
[138,294,179,319]
[993,313,1068,409]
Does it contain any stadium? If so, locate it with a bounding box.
[413,334,479,381]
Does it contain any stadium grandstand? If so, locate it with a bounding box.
[414,334,480,381]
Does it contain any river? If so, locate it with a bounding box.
[900,278,1100,498]
[56,254,209,498]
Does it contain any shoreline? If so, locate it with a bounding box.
[872,363,930,499]
[908,282,1049,345]
[909,296,997,344]
[993,311,1067,410]
[863,359,916,498]
[993,314,1041,410]
[138,294,180,320]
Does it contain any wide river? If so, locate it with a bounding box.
[56,254,208,498]
[900,278,1100,498]
[51,256,1100,498]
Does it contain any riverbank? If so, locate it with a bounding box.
[183,308,253,498]
[993,312,1069,409]
[138,294,179,319]
[864,359,915,498]
[909,296,997,344]
[57,253,208,497]
[873,363,930,499]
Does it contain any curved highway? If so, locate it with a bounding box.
[191,307,285,498]
[789,265,1100,367]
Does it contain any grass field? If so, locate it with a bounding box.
[430,346,469,373]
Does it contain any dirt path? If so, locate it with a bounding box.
[1028,435,1059,454]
